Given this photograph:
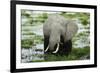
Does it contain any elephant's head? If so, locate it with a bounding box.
[45,28,61,53]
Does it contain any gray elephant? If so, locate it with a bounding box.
[43,14,78,55]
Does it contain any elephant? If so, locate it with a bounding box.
[43,14,78,55]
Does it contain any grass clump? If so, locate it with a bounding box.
[44,47,90,62]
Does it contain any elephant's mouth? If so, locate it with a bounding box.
[44,43,60,53]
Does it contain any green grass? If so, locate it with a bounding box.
[32,60,45,62]
[32,47,90,62]
[45,48,90,61]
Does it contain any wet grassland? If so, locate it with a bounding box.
[21,10,90,62]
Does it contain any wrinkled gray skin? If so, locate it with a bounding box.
[43,14,78,51]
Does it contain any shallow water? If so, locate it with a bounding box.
[21,44,44,63]
[21,23,89,62]
[21,14,90,62]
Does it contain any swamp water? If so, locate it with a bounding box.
[21,11,90,62]
[21,23,89,63]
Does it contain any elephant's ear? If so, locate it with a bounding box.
[65,20,78,41]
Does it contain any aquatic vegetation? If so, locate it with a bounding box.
[21,10,90,63]
[44,47,90,61]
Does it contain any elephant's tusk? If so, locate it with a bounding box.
[52,43,59,53]
[44,45,49,52]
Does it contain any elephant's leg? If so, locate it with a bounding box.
[56,43,64,55]
[44,36,49,53]
[57,35,65,55]
[64,40,72,55]
[44,36,50,60]
[58,38,72,55]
